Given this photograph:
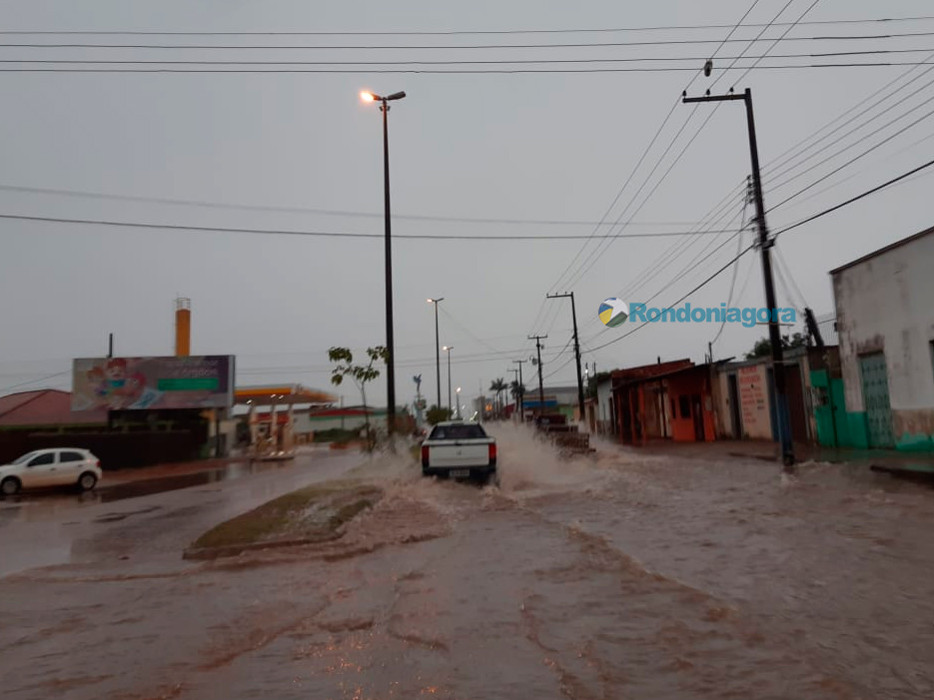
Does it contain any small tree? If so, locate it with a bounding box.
[744,332,807,360]
[328,346,387,448]
[425,405,453,425]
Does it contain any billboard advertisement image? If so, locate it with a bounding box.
[72,355,235,411]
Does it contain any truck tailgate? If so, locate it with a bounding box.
[427,440,491,468]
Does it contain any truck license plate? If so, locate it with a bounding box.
[450,469,470,478]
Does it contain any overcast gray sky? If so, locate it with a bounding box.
[1,0,932,412]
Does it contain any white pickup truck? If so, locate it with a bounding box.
[420,421,497,483]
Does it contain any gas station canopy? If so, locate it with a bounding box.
[235,384,337,406]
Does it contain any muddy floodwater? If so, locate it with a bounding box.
[1,428,932,699]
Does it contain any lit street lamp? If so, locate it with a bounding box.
[443,345,454,418]
[361,89,407,434]
[427,297,444,410]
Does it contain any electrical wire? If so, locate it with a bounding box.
[0,212,741,240]
[0,62,930,74]
[769,101,934,211]
[4,16,933,37]
[582,155,934,355]
[723,0,824,89]
[0,31,928,50]
[589,242,758,352]
[766,71,934,190]
[773,155,934,238]
[548,97,682,293]
[0,181,749,227]
[773,245,809,308]
[2,49,932,67]
[709,0,796,93]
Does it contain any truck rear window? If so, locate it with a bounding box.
[429,424,487,440]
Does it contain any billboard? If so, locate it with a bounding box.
[72,355,235,411]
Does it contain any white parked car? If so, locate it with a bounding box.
[0,448,102,496]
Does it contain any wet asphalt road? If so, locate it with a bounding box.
[0,448,365,579]
[1,429,933,700]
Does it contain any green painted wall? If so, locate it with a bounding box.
[810,370,868,449]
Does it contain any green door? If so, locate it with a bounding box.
[859,352,894,448]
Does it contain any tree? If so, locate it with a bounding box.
[744,332,807,360]
[489,378,508,417]
[425,405,453,425]
[328,346,387,447]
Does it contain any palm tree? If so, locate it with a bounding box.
[489,378,508,418]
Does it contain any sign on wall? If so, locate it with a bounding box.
[72,356,235,411]
[738,365,770,439]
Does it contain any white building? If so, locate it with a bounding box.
[831,225,934,451]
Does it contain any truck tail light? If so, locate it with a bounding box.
[489,443,497,462]
[421,445,430,466]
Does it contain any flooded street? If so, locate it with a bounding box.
[1,428,932,699]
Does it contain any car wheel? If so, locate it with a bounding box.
[77,472,98,492]
[1,477,21,496]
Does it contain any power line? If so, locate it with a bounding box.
[1,49,932,67]
[547,97,681,293]
[766,70,934,190]
[589,243,758,352]
[584,157,934,354]
[0,182,705,227]
[0,62,931,74]
[2,31,933,49]
[709,0,796,92]
[773,155,934,239]
[769,100,934,211]
[0,212,743,240]
[722,0,824,89]
[3,16,934,36]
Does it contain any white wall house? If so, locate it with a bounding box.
[831,225,934,450]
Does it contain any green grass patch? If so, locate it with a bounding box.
[191,480,381,551]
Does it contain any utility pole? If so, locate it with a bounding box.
[107,333,114,359]
[528,335,547,418]
[513,359,526,422]
[508,367,519,419]
[546,292,586,423]
[683,87,794,471]
[428,297,444,409]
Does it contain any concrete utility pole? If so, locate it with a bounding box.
[513,359,527,422]
[682,87,795,471]
[528,335,547,417]
[546,292,586,422]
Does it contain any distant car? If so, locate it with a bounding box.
[0,448,102,496]
[420,421,497,484]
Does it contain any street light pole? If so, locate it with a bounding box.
[428,297,444,409]
[682,87,794,471]
[456,387,462,419]
[443,345,453,418]
[361,89,406,435]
